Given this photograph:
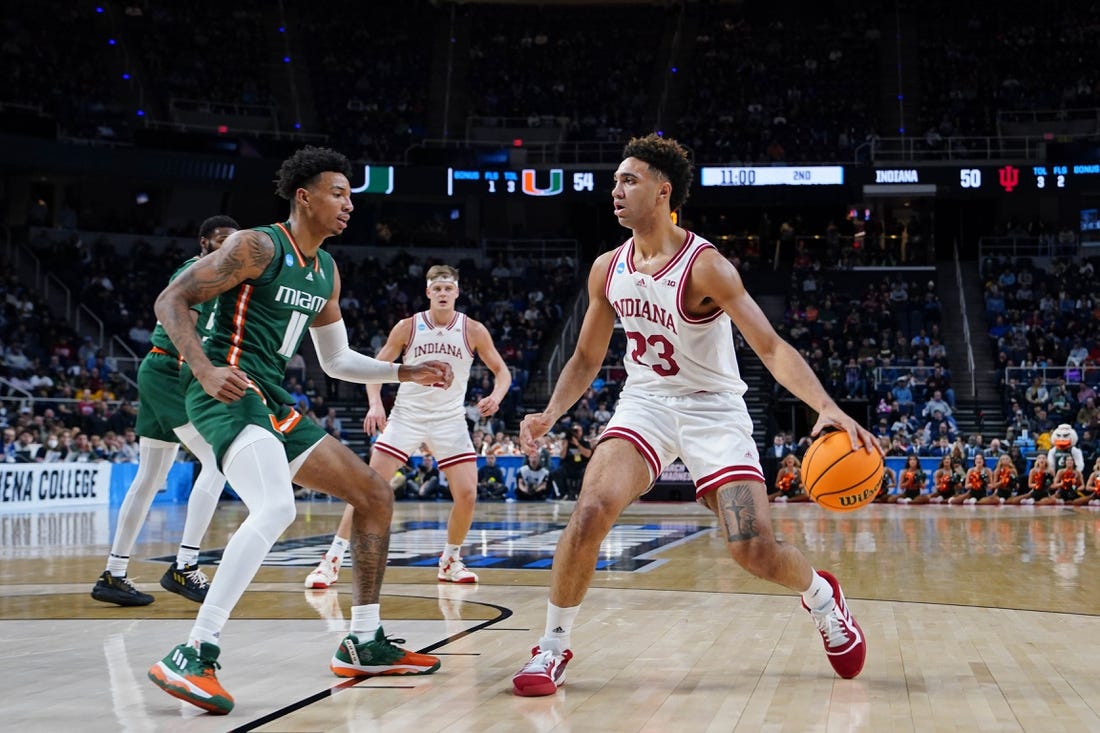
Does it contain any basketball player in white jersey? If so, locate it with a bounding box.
[305,264,511,586]
[512,134,882,697]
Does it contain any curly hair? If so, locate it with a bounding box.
[198,215,239,238]
[274,145,352,201]
[621,133,694,211]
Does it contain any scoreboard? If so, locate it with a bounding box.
[347,162,1100,200]
[850,163,1100,195]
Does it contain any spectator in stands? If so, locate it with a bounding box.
[921,389,953,420]
[1031,406,1055,437]
[128,318,152,350]
[320,407,345,441]
[924,365,954,408]
[891,376,915,412]
[4,343,31,371]
[12,429,41,463]
[415,454,446,501]
[114,427,141,463]
[286,352,307,386]
[1024,377,1049,409]
[389,458,421,501]
[107,401,137,434]
[476,453,508,501]
[34,430,70,462]
[68,432,96,462]
[556,423,591,501]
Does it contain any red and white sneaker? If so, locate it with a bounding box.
[513,646,573,697]
[803,570,866,679]
[438,556,478,583]
[305,554,341,589]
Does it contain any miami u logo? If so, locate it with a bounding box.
[521,169,564,196]
[351,165,395,195]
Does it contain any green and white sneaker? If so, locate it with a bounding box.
[148,641,234,715]
[330,627,441,677]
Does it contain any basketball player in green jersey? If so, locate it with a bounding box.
[147,146,453,715]
[91,215,237,608]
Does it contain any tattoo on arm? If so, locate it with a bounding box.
[718,483,761,542]
[350,529,389,605]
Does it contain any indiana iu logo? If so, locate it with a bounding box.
[998,165,1020,192]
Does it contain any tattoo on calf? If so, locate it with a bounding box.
[351,530,389,605]
[718,483,760,542]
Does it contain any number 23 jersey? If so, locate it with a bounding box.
[604,231,746,398]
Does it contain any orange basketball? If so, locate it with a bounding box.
[800,430,884,512]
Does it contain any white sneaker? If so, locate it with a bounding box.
[305,554,341,589]
[1089,499,1100,506]
[930,495,945,504]
[964,497,977,505]
[438,556,478,583]
[897,497,912,504]
[775,495,789,503]
[512,646,573,696]
[1021,497,1035,505]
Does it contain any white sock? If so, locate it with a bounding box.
[350,603,381,637]
[106,553,129,576]
[540,601,581,653]
[329,536,350,564]
[189,603,230,647]
[441,543,462,562]
[176,545,200,569]
[801,570,834,612]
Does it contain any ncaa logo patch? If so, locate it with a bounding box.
[615,261,626,274]
[284,253,295,267]
[417,322,426,330]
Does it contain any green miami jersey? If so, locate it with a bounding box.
[203,222,334,391]
[137,256,213,441]
[150,256,212,358]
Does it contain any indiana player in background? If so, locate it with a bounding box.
[513,133,880,697]
[146,146,452,715]
[305,264,511,587]
[91,215,237,608]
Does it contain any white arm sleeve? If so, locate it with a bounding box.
[309,320,401,384]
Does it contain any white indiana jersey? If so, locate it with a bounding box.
[392,311,473,421]
[604,231,747,397]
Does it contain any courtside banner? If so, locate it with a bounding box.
[0,462,112,510]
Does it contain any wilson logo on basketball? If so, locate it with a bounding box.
[838,485,879,507]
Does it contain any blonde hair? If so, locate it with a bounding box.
[426,264,459,283]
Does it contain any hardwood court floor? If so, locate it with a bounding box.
[3,499,1100,732]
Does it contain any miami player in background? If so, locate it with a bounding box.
[146,146,452,715]
[513,133,880,697]
[304,263,511,588]
[91,215,237,607]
